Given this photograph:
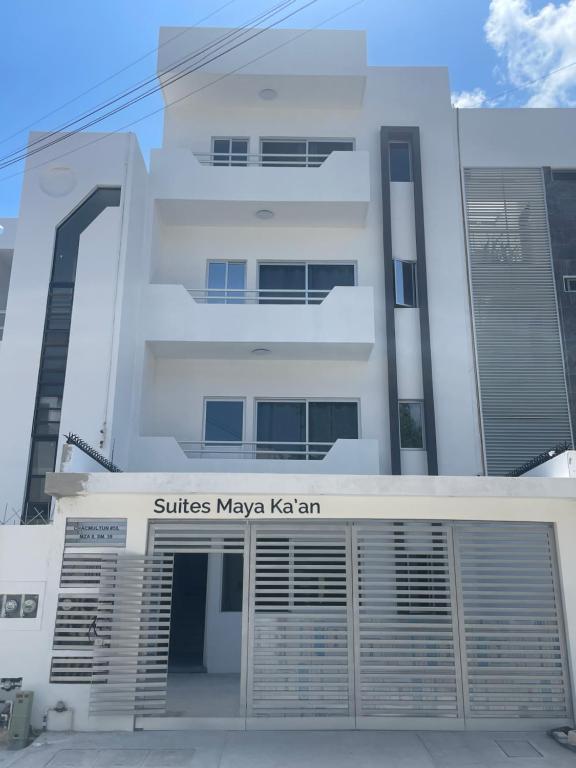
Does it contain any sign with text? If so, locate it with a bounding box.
[153,497,321,519]
[65,518,127,547]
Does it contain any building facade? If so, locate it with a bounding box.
[0,27,575,733]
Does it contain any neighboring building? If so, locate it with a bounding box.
[0,27,575,733]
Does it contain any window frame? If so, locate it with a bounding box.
[205,260,247,303]
[398,400,426,451]
[393,259,418,308]
[563,275,576,293]
[202,397,245,445]
[259,137,355,167]
[210,136,250,166]
[389,140,413,182]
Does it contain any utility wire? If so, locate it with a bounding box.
[0,0,364,185]
[0,0,300,167]
[0,0,240,149]
[490,59,576,103]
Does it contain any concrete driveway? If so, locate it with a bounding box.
[1,730,575,768]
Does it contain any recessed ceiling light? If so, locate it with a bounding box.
[251,347,271,355]
[259,88,278,101]
[255,209,274,220]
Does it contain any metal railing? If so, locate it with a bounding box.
[178,440,335,460]
[194,152,338,167]
[187,288,332,305]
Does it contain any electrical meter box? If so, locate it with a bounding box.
[7,691,33,750]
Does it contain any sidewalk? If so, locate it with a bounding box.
[1,730,575,768]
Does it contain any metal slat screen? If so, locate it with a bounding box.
[463,168,572,474]
[149,522,245,554]
[248,524,354,719]
[354,522,461,720]
[455,523,571,720]
[89,554,174,716]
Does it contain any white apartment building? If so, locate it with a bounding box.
[0,27,575,734]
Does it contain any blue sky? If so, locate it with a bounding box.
[1,0,574,215]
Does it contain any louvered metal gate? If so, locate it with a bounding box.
[353,521,463,728]
[135,519,571,730]
[89,554,174,716]
[246,523,355,727]
[453,522,572,728]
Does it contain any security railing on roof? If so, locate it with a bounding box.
[178,440,335,460]
[186,288,332,305]
[194,152,336,167]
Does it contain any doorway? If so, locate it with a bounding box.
[149,523,248,723]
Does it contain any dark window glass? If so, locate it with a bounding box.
[257,401,306,459]
[389,142,412,182]
[204,401,243,443]
[307,264,355,303]
[221,554,244,612]
[213,138,248,166]
[30,440,58,475]
[261,140,307,167]
[399,402,425,449]
[552,170,576,182]
[27,476,50,504]
[308,402,358,459]
[394,260,417,307]
[307,141,353,166]
[563,276,576,293]
[259,264,306,304]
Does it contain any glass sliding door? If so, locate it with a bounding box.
[308,402,358,459]
[256,400,359,460]
[260,140,307,167]
[256,401,306,459]
[258,263,355,305]
[258,264,306,304]
[307,264,355,303]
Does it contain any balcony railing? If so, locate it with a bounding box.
[186,288,333,305]
[178,440,334,460]
[194,152,337,168]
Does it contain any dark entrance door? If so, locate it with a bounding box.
[168,554,208,672]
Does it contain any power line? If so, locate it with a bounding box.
[0,0,240,149]
[0,0,301,167]
[490,59,576,103]
[0,0,364,185]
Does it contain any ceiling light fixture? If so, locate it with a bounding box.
[259,88,278,101]
[251,348,271,355]
[255,209,274,220]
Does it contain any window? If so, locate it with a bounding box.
[256,400,358,460]
[221,554,244,612]
[204,400,244,444]
[258,263,355,304]
[212,138,248,166]
[260,139,354,167]
[394,260,417,307]
[564,276,576,292]
[389,141,412,182]
[399,401,425,449]
[206,261,246,304]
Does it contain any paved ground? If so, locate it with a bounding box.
[0,730,575,768]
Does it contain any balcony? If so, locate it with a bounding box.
[133,436,380,475]
[143,284,375,361]
[150,149,371,227]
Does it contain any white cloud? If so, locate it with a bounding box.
[485,0,576,106]
[451,88,490,108]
